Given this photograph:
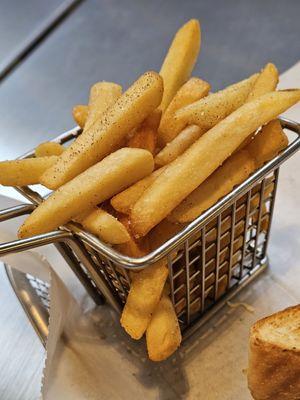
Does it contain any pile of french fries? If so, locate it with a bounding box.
[0,19,299,361]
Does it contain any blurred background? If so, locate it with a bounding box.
[0,0,300,160]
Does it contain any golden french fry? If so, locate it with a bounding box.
[170,120,288,223]
[174,73,258,133]
[143,109,162,130]
[85,82,122,131]
[131,90,300,236]
[247,119,288,167]
[0,156,58,187]
[35,142,64,157]
[70,84,123,232]
[117,216,169,340]
[72,104,88,128]
[158,77,210,143]
[117,237,149,259]
[41,72,163,189]
[111,167,166,214]
[19,148,154,238]
[159,19,201,112]
[155,125,202,166]
[149,218,183,251]
[43,82,121,189]
[246,63,279,102]
[146,290,182,361]
[169,150,255,223]
[233,63,279,153]
[158,73,264,164]
[233,130,257,154]
[126,108,162,154]
[72,83,121,138]
[120,259,168,340]
[76,208,130,244]
[116,215,150,258]
[127,125,157,155]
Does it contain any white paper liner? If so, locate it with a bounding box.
[0,195,163,399]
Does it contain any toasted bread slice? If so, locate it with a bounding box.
[248,305,300,400]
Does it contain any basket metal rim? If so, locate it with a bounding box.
[7,116,300,269]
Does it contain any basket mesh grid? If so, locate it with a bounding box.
[79,170,278,331]
[26,274,50,311]
[4,118,298,337]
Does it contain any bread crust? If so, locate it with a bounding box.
[248,305,300,400]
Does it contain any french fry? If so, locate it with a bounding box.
[169,150,255,223]
[43,82,121,190]
[117,216,169,340]
[143,109,162,130]
[149,218,183,251]
[0,156,57,186]
[232,63,279,152]
[169,64,276,153]
[127,125,157,155]
[158,77,210,143]
[75,208,130,244]
[247,119,288,167]
[170,120,288,223]
[35,142,64,157]
[85,82,122,131]
[70,84,133,245]
[146,289,182,361]
[158,72,260,165]
[41,72,163,189]
[72,81,123,131]
[127,108,162,155]
[116,215,150,258]
[174,73,258,133]
[120,259,168,340]
[72,104,88,128]
[111,167,166,214]
[131,90,300,236]
[159,19,201,112]
[155,125,202,166]
[18,148,154,238]
[246,63,279,102]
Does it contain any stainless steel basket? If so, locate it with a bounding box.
[1,116,299,339]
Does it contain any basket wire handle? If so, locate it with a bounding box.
[0,203,111,306]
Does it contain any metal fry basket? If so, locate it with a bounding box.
[1,117,299,339]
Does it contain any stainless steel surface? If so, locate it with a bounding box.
[1,0,300,160]
[4,264,49,346]
[0,0,83,81]
[0,0,65,64]
[0,118,298,337]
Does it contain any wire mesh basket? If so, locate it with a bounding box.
[0,117,299,338]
